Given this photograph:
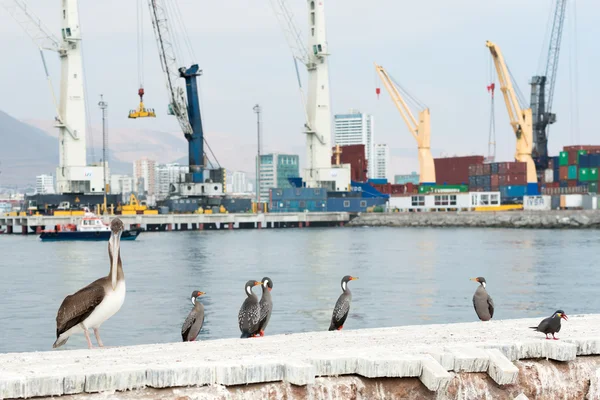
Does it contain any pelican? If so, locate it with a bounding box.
[53,218,126,349]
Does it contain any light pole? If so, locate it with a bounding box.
[253,104,262,206]
[98,95,108,214]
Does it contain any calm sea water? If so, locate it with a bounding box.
[0,227,597,353]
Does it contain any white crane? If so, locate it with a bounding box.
[1,0,103,194]
[268,0,350,190]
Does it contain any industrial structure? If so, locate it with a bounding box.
[145,0,250,213]
[374,63,436,186]
[529,0,568,170]
[486,41,539,195]
[268,0,351,191]
[2,0,118,212]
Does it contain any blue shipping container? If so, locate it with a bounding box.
[490,163,499,174]
[579,155,590,168]
[499,185,527,198]
[368,178,388,185]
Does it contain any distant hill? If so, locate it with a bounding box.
[0,110,131,186]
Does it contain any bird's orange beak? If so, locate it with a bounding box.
[254,281,261,286]
[197,292,206,296]
[350,276,359,281]
[470,277,479,282]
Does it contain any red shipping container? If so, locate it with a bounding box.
[482,164,491,175]
[405,183,415,193]
[332,144,368,182]
[390,184,405,194]
[568,150,579,165]
[475,164,484,176]
[567,180,577,188]
[564,145,600,152]
[559,166,568,180]
[506,173,527,185]
[468,165,477,177]
[491,175,499,187]
[491,184,499,191]
[434,156,484,185]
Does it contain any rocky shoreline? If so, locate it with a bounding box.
[348,210,600,229]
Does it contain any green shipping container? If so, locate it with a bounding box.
[591,168,599,181]
[568,165,578,180]
[579,168,591,181]
[559,151,569,166]
[590,182,598,193]
[418,184,469,194]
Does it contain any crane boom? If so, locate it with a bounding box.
[486,41,539,195]
[529,0,568,167]
[374,63,435,185]
[1,0,60,52]
[146,0,192,135]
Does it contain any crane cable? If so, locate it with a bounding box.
[137,0,144,90]
[568,0,579,145]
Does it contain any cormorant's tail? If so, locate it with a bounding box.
[328,323,336,331]
[529,327,538,330]
[240,331,251,339]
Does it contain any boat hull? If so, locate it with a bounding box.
[39,229,141,242]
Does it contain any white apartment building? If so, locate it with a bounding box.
[133,158,156,196]
[231,171,247,193]
[373,144,391,182]
[334,109,375,178]
[36,174,55,194]
[155,163,188,200]
[110,174,134,203]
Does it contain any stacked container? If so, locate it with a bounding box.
[330,144,368,182]
[468,161,527,200]
[434,155,485,185]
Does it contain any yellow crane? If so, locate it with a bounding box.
[374,63,436,185]
[486,41,539,194]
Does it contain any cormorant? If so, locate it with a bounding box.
[470,277,494,321]
[181,290,205,342]
[329,275,358,331]
[255,277,273,337]
[238,280,262,338]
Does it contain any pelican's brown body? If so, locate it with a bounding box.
[53,219,126,349]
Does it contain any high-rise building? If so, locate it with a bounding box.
[133,158,156,196]
[373,144,391,182]
[36,174,55,194]
[231,171,247,193]
[110,175,134,202]
[334,109,375,177]
[155,163,188,200]
[256,153,299,202]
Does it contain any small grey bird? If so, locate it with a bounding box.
[470,277,494,321]
[181,290,205,342]
[329,275,358,331]
[255,277,273,337]
[238,280,262,338]
[530,310,568,340]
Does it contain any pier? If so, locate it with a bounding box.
[3,315,600,399]
[0,212,351,234]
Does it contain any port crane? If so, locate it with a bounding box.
[530,0,568,170]
[268,0,351,191]
[1,0,104,195]
[145,0,210,193]
[486,41,539,195]
[374,63,436,185]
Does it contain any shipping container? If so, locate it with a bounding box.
[543,169,554,183]
[491,174,499,187]
[559,151,569,166]
[331,144,368,182]
[491,163,499,174]
[579,168,591,182]
[590,182,598,193]
[499,185,527,198]
[418,184,469,194]
[561,194,583,209]
[591,168,599,181]
[499,174,527,185]
[434,156,484,185]
[368,178,388,185]
[523,195,552,211]
[564,145,600,152]
[568,165,578,180]
[559,166,569,181]
[482,164,491,176]
[497,162,527,175]
[568,150,580,165]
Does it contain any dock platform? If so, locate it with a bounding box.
[0,212,351,234]
[3,315,600,399]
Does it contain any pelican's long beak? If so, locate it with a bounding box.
[109,230,122,290]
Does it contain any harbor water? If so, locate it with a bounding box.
[0,227,598,354]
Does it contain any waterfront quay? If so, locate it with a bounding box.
[3,315,600,399]
[0,212,351,234]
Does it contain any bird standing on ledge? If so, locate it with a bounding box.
[530,310,568,340]
[53,218,126,349]
[470,277,494,321]
[238,280,262,338]
[329,275,358,331]
[255,277,273,337]
[182,290,206,342]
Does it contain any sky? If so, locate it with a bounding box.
[0,0,598,177]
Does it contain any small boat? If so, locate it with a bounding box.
[39,208,141,242]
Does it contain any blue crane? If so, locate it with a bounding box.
[529,0,568,170]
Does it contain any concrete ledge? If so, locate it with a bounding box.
[3,315,600,399]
